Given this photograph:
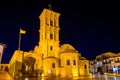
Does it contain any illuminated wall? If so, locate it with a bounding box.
[9,50,23,77]
[79,57,90,76]
[43,57,59,76]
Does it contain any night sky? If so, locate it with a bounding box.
[0,0,120,62]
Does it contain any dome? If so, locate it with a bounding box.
[79,57,87,60]
[60,44,78,53]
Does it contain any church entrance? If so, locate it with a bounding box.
[22,57,36,77]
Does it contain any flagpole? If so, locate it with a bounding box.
[18,28,21,50]
[18,28,26,50]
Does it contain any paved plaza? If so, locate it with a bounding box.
[0,71,13,80]
[1,71,120,80]
[13,76,120,80]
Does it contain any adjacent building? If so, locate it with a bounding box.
[0,43,8,72]
[92,52,120,74]
[0,43,6,63]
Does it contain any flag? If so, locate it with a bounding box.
[20,28,26,34]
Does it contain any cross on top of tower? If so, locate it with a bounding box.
[48,4,52,10]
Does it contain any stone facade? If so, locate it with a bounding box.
[9,8,90,78]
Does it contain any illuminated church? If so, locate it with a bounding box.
[9,7,90,78]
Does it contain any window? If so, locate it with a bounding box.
[58,59,61,67]
[73,60,76,65]
[67,60,70,65]
[50,33,53,39]
[84,65,87,69]
[50,20,53,26]
[50,46,53,50]
[52,63,55,68]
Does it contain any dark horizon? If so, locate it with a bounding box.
[1,0,120,62]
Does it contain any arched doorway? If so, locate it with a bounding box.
[22,57,36,77]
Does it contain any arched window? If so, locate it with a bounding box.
[50,14,53,26]
[52,63,55,68]
[50,20,53,26]
[67,60,70,65]
[73,60,76,65]
[84,65,87,69]
[50,46,53,51]
[50,33,53,39]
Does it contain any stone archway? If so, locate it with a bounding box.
[22,57,36,77]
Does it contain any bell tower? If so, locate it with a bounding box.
[39,6,60,58]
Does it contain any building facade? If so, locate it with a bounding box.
[9,8,90,78]
[0,43,6,63]
[92,52,120,74]
[103,55,120,74]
